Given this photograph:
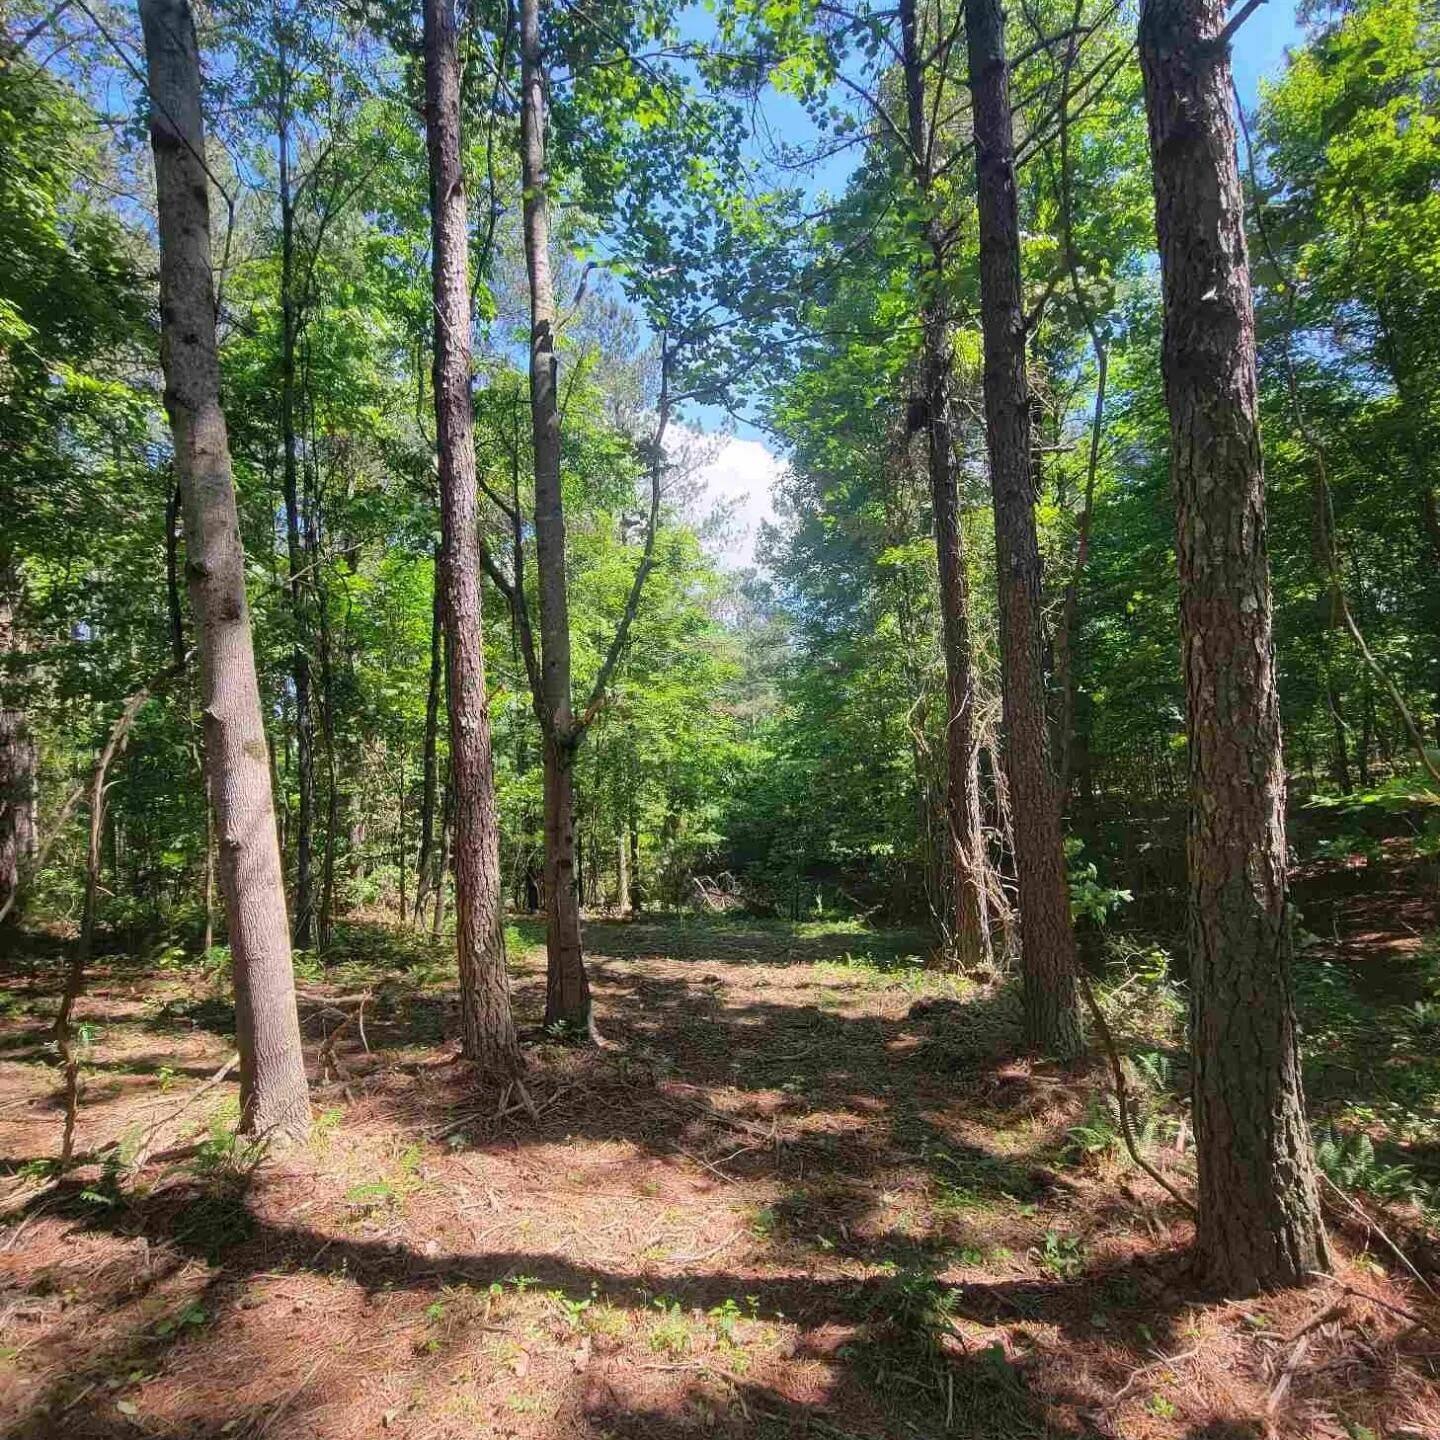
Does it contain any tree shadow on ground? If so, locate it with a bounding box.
[3,914,1435,1439]
[6,1169,1201,1439]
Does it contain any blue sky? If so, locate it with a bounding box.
[1233,2,1306,108]
[691,1,1311,565]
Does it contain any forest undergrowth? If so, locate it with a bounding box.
[1,859,1438,1439]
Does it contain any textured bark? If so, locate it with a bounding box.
[0,560,36,922]
[966,0,1082,1056]
[521,0,589,1029]
[542,736,589,1028]
[414,545,443,924]
[1139,0,1329,1293]
[1325,674,1352,794]
[140,0,309,1140]
[422,0,520,1076]
[1052,19,1108,808]
[628,810,641,915]
[203,767,216,952]
[898,0,991,971]
[314,557,340,952]
[275,46,314,950]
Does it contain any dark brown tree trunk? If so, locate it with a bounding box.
[542,735,588,1028]
[628,809,641,915]
[1139,0,1329,1293]
[141,0,310,1140]
[1325,674,1352,794]
[1358,683,1374,786]
[0,558,36,923]
[966,0,1082,1056]
[203,765,216,952]
[414,545,443,924]
[422,0,520,1075]
[274,37,314,950]
[432,771,453,939]
[396,752,407,920]
[521,0,589,1030]
[315,582,340,952]
[898,0,991,971]
[1052,19,1108,806]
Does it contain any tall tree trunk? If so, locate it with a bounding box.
[0,557,36,922]
[1325,673,1352,795]
[628,807,641,915]
[966,0,1082,1056]
[1052,17,1108,807]
[898,0,991,971]
[203,765,216,952]
[432,770,453,939]
[414,545,443,924]
[140,0,310,1140]
[520,0,589,1029]
[275,36,314,950]
[542,735,589,1026]
[422,0,520,1075]
[1139,0,1328,1293]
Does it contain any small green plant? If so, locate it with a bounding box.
[154,1304,206,1340]
[748,1205,777,1239]
[548,1286,593,1332]
[1314,1128,1418,1203]
[1406,1000,1440,1036]
[1036,1230,1086,1279]
[1066,1098,1123,1160]
[648,1298,694,1357]
[1147,1393,1177,1419]
[1313,832,1383,865]
[1065,838,1132,926]
[856,1266,960,1355]
[346,1180,397,1212]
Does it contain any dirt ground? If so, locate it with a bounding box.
[0,903,1437,1440]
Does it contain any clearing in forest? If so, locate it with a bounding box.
[0,908,1437,1439]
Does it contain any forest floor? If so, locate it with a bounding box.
[1,868,1439,1439]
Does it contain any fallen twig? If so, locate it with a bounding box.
[124,1053,239,1170]
[1076,972,1196,1215]
[1319,1173,1438,1300]
[1109,1345,1202,1405]
[1265,1333,1310,1416]
[1281,1297,1347,1345]
[1315,1275,1440,1337]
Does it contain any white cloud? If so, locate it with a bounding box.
[668,426,785,569]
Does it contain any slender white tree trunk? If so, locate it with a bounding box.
[140,0,310,1140]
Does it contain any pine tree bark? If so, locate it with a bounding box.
[542,735,589,1025]
[274,37,314,950]
[414,544,443,924]
[898,0,991,971]
[965,0,1082,1056]
[1139,0,1329,1293]
[140,0,310,1140]
[0,556,36,922]
[520,0,589,1030]
[422,0,520,1076]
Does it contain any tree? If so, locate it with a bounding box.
[1138,0,1328,1292]
[518,0,589,1031]
[422,0,521,1074]
[140,0,310,1139]
[966,0,1082,1054]
[897,0,992,970]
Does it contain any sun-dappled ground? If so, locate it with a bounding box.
[1,896,1438,1439]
